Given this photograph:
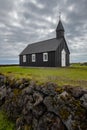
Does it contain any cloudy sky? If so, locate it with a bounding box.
[0,0,87,64]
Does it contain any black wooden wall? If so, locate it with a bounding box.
[19,51,55,67]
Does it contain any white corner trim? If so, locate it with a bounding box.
[61,49,66,67]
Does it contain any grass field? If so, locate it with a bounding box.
[0,64,87,88]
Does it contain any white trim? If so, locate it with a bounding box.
[23,55,26,62]
[32,54,36,62]
[61,49,66,67]
[43,53,48,62]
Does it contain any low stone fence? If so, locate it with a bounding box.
[0,74,87,130]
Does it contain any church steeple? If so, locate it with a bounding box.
[56,18,65,39]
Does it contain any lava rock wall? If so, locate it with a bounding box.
[0,74,87,130]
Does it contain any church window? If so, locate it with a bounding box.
[43,53,48,62]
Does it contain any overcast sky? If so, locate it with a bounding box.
[0,0,87,64]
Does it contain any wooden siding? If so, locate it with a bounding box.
[19,51,55,67]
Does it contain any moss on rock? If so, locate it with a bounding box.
[59,108,70,120]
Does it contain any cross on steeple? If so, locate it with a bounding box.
[59,11,61,20]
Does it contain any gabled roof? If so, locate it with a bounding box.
[56,20,64,31]
[20,38,63,55]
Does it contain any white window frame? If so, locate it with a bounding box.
[32,54,36,62]
[23,55,26,62]
[43,53,48,62]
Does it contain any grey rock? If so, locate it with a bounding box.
[19,84,25,89]
[43,96,59,115]
[39,82,57,96]
[0,75,5,86]
[26,100,33,111]
[32,118,38,130]
[24,113,33,124]
[16,117,24,130]
[32,103,46,119]
[22,86,33,95]
[0,86,6,103]
[64,115,73,130]
[64,86,86,98]
[22,107,28,115]
[33,92,43,106]
[80,94,87,108]
[59,91,69,97]
[37,112,66,130]
[23,95,33,104]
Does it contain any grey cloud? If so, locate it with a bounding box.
[0,0,87,63]
[0,0,13,12]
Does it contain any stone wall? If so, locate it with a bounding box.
[0,74,87,130]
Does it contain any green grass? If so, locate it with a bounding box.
[0,110,15,130]
[0,64,87,87]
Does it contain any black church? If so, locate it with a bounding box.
[19,19,70,67]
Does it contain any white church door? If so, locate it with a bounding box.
[61,49,66,67]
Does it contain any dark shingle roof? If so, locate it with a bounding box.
[20,38,63,55]
[56,20,64,31]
